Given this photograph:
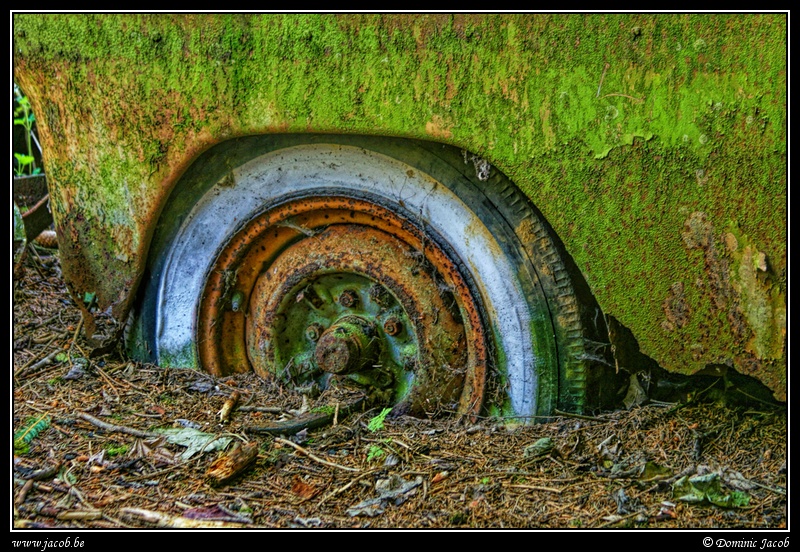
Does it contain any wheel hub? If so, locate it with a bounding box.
[314,316,380,375]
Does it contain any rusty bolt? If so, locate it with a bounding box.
[305,323,325,342]
[383,316,403,336]
[338,289,359,308]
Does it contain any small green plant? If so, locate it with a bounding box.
[367,407,392,432]
[104,443,129,457]
[13,85,42,177]
[367,444,385,462]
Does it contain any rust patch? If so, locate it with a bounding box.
[680,212,785,398]
[681,211,734,315]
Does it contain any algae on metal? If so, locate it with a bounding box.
[13,13,786,398]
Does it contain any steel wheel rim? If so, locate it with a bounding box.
[197,195,488,417]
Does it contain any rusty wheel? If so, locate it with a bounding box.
[131,137,603,419]
[196,196,487,417]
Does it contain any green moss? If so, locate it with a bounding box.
[310,405,335,415]
[12,13,786,396]
[160,345,198,370]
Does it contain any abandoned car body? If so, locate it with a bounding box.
[12,13,787,418]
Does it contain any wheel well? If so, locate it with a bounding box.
[130,133,617,416]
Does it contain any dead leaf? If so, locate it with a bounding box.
[291,476,320,499]
[623,373,648,409]
[720,468,758,492]
[524,437,554,458]
[154,427,232,461]
[672,473,751,508]
[347,475,423,517]
[638,461,673,482]
[148,405,166,416]
[129,437,178,467]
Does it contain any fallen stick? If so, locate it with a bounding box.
[505,483,564,494]
[553,409,609,422]
[70,317,84,350]
[23,461,62,482]
[274,437,359,472]
[15,348,62,377]
[77,412,158,439]
[57,510,103,521]
[238,406,284,413]
[15,480,34,506]
[317,469,379,507]
[247,396,366,435]
[121,508,247,529]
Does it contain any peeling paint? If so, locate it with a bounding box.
[727,231,786,362]
[677,211,785,398]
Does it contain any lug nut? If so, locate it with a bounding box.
[338,289,359,308]
[305,323,325,342]
[383,316,403,336]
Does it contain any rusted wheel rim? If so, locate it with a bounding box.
[197,196,487,417]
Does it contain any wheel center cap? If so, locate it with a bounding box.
[314,315,379,375]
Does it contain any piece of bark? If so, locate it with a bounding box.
[205,442,259,487]
[219,390,240,423]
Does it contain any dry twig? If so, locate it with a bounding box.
[77,412,158,439]
[275,437,360,472]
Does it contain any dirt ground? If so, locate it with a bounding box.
[11,244,788,531]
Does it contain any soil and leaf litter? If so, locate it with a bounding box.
[12,247,787,529]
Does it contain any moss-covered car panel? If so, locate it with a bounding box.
[12,13,786,398]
